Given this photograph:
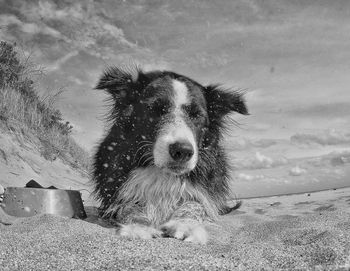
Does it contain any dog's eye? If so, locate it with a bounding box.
[150,99,170,116]
[184,103,204,120]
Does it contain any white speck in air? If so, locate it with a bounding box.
[107,178,114,183]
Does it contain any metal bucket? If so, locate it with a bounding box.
[1,187,86,219]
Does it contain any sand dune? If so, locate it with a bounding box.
[0,131,96,206]
[1,187,349,270]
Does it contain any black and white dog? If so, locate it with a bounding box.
[92,67,248,244]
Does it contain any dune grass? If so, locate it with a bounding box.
[0,41,90,173]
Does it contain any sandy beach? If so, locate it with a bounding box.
[1,187,349,270]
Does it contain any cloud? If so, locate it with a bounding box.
[285,102,350,119]
[228,137,276,150]
[0,14,22,26]
[289,165,307,176]
[329,152,350,166]
[307,151,350,167]
[236,173,265,182]
[291,129,350,146]
[36,1,85,20]
[0,14,66,40]
[32,1,137,51]
[235,172,291,185]
[1,1,139,62]
[46,51,79,72]
[21,22,63,39]
[235,151,288,170]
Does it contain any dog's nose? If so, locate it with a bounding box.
[169,141,194,162]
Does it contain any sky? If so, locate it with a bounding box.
[1,0,349,196]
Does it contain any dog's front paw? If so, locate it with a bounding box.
[114,224,162,239]
[161,220,208,244]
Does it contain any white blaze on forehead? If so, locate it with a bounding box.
[172,80,189,108]
[153,79,198,172]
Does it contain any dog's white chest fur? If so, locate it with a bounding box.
[107,167,217,226]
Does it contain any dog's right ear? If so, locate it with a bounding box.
[95,66,149,99]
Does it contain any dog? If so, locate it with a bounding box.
[92,66,248,244]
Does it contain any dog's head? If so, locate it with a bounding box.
[96,66,248,176]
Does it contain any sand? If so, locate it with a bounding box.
[1,187,350,270]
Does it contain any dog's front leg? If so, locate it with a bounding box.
[161,202,209,244]
[111,209,163,240]
[117,223,162,239]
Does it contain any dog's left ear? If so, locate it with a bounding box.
[205,85,248,118]
[95,66,138,95]
[95,66,153,101]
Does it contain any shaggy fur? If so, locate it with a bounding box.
[104,166,219,226]
[92,66,248,243]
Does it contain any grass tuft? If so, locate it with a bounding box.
[0,41,90,173]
